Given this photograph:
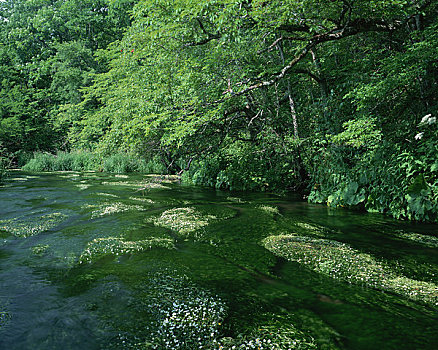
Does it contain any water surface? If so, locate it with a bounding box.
[0,172,437,349]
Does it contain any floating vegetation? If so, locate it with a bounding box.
[257,205,280,216]
[129,196,155,204]
[263,235,438,306]
[96,192,119,198]
[79,237,175,263]
[395,231,438,248]
[227,196,247,203]
[138,182,170,191]
[136,273,227,349]
[8,177,27,181]
[151,207,214,236]
[59,173,80,178]
[0,212,68,238]
[101,181,143,188]
[31,244,49,255]
[88,202,146,218]
[217,314,317,350]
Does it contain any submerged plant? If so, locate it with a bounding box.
[263,235,438,306]
[257,205,280,216]
[394,231,438,248]
[0,308,10,330]
[31,244,50,255]
[86,202,146,218]
[217,314,317,350]
[151,207,214,236]
[0,212,68,238]
[79,237,175,263]
[129,197,155,204]
[139,273,227,349]
[96,193,119,198]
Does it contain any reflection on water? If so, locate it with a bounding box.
[0,172,437,350]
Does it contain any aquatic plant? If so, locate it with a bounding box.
[97,193,119,198]
[0,212,68,238]
[394,231,438,248]
[257,205,280,216]
[87,202,146,218]
[101,181,144,187]
[142,274,227,349]
[138,182,170,191]
[217,315,317,350]
[227,196,247,203]
[0,308,10,330]
[263,235,438,306]
[129,197,155,204]
[76,184,91,190]
[294,222,331,237]
[79,237,175,263]
[31,244,50,255]
[151,207,214,236]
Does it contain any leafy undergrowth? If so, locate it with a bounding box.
[79,237,175,263]
[263,235,438,306]
[0,212,68,237]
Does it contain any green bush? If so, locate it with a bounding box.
[182,141,302,192]
[305,115,438,222]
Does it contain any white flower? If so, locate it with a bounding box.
[420,114,436,125]
[415,132,424,140]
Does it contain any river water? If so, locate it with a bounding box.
[0,172,437,349]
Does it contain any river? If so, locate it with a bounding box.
[0,172,437,349]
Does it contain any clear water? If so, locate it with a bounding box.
[0,172,437,349]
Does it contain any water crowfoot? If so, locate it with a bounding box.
[79,237,175,263]
[263,235,438,306]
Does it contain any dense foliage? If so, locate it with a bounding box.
[1,0,437,221]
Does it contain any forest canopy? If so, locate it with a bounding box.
[0,0,437,222]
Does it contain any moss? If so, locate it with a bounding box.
[263,235,438,306]
[0,212,68,238]
[79,237,175,263]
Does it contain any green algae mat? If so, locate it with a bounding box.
[0,172,437,349]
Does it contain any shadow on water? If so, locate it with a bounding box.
[0,171,437,349]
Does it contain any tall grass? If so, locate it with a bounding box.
[22,151,165,174]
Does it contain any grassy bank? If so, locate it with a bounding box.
[22,151,165,174]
